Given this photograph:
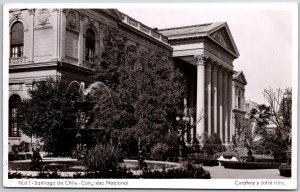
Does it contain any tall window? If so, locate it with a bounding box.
[85,28,95,63]
[10,22,24,58]
[9,95,21,137]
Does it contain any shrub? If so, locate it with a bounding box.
[278,164,291,177]
[273,151,287,163]
[73,167,137,178]
[85,144,119,172]
[151,143,170,161]
[37,169,61,178]
[223,161,281,169]
[8,171,24,179]
[142,163,210,179]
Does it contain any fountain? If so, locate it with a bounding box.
[65,81,111,156]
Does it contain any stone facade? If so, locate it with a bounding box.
[8,8,171,151]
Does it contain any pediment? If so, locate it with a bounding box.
[233,71,247,85]
[208,23,239,58]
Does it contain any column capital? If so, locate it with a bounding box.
[217,65,225,72]
[223,68,229,74]
[211,61,219,71]
[228,70,235,76]
[194,54,209,66]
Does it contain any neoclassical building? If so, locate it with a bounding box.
[8,8,246,151]
[160,23,240,144]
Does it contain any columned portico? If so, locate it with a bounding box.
[160,22,240,144]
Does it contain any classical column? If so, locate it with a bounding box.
[217,66,223,139]
[231,79,235,141]
[195,55,206,142]
[211,64,218,135]
[205,62,212,135]
[222,70,228,143]
[227,71,233,143]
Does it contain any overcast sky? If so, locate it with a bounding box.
[120,7,294,104]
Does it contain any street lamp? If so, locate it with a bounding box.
[176,115,190,162]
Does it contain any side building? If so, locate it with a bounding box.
[8,9,171,152]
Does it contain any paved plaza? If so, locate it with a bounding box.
[203,166,288,179]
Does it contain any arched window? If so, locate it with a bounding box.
[9,94,21,137]
[10,22,24,58]
[85,28,95,63]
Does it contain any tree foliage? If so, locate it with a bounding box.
[249,87,292,155]
[92,27,186,155]
[18,78,77,155]
[202,133,226,154]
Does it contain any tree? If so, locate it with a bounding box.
[262,88,292,145]
[249,87,292,160]
[92,27,186,155]
[18,78,77,156]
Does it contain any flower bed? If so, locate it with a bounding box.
[223,161,281,169]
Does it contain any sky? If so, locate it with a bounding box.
[120,7,294,104]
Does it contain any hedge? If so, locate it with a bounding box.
[187,157,219,167]
[254,158,275,163]
[223,161,281,169]
[279,165,291,177]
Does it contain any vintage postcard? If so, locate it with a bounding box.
[2,3,298,189]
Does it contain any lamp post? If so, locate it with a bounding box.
[176,115,190,162]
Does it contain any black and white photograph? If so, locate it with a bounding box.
[3,3,298,189]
